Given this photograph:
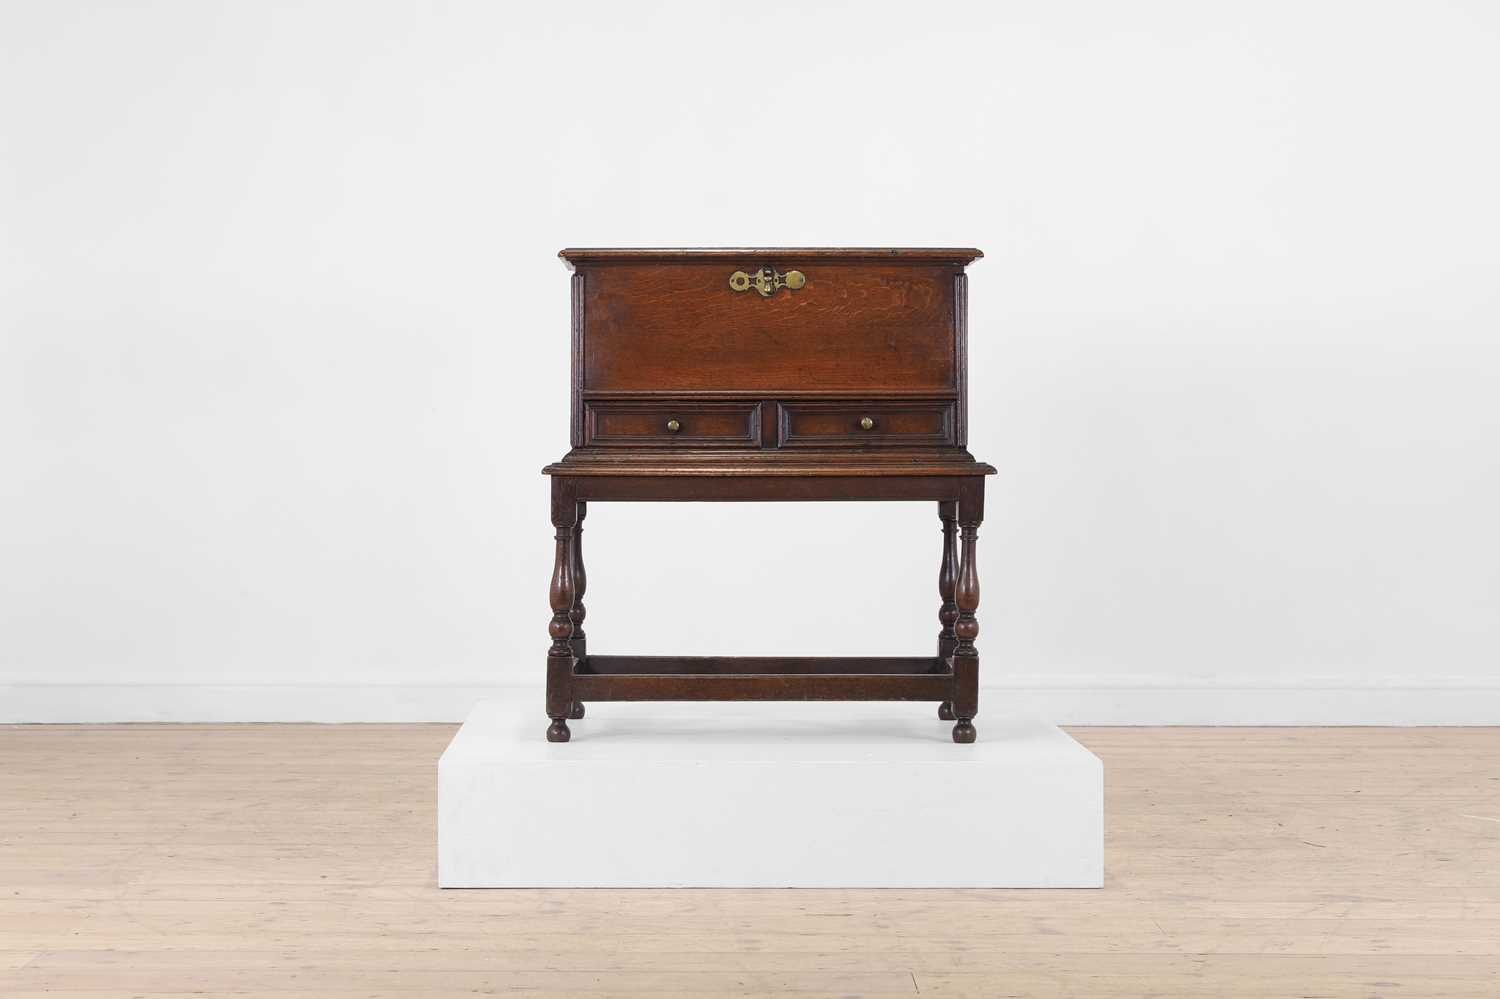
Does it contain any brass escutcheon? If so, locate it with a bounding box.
[729,266,806,298]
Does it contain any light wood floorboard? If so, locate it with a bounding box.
[0,724,1496,997]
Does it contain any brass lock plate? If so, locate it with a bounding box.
[729,266,806,297]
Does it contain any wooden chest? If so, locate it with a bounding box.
[541,249,993,744]
[548,248,990,474]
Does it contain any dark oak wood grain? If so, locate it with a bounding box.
[543,248,991,743]
[585,399,762,448]
[581,656,948,676]
[572,672,955,702]
[581,262,958,393]
[544,453,993,478]
[777,398,954,448]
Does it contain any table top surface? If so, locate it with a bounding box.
[544,452,996,477]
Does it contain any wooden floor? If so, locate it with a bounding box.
[1,725,1497,997]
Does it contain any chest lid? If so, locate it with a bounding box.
[563,248,982,394]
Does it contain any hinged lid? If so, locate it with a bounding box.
[558,247,983,270]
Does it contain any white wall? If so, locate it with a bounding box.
[2,1,1497,723]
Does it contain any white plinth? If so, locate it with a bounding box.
[438,699,1102,888]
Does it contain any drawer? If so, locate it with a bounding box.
[584,399,762,448]
[777,399,955,448]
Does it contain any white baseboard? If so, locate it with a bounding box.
[2,676,1497,725]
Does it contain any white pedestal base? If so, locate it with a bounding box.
[438,699,1102,888]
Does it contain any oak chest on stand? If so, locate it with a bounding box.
[542,248,995,742]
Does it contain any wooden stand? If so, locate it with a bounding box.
[543,248,995,743]
[543,470,985,743]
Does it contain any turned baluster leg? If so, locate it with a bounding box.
[952,483,983,743]
[567,501,587,720]
[545,484,578,742]
[937,500,959,721]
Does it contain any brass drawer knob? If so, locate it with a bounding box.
[665,419,681,433]
[859,416,875,431]
[729,267,806,298]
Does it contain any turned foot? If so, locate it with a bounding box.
[938,701,955,721]
[569,701,585,720]
[546,717,571,742]
[952,718,976,743]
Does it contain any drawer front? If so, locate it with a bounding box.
[585,399,761,448]
[778,400,955,448]
[581,261,958,393]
